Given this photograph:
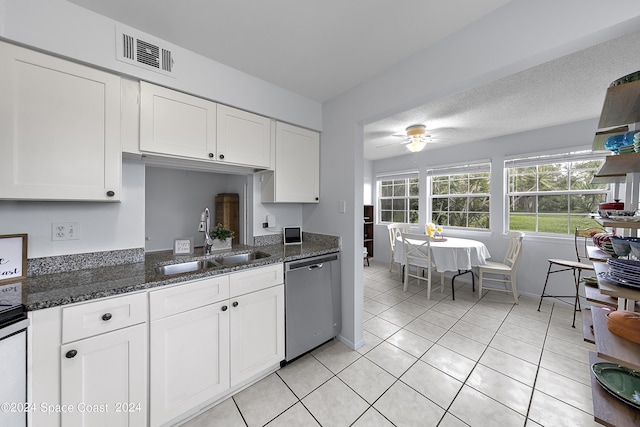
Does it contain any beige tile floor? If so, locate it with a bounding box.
[181,260,599,427]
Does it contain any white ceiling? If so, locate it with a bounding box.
[68,0,640,161]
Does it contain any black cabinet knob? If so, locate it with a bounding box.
[219,154,225,160]
[106,191,115,197]
[315,197,319,201]
[65,350,77,359]
[221,305,228,311]
[209,153,214,158]
[102,313,112,321]
[232,301,239,307]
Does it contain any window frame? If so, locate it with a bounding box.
[376,172,420,225]
[427,162,491,231]
[504,151,610,236]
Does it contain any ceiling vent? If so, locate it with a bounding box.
[116,27,175,77]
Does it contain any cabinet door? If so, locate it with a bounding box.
[0,41,121,201]
[149,301,230,426]
[60,324,147,427]
[270,122,320,203]
[140,81,217,160]
[217,104,271,168]
[230,285,284,386]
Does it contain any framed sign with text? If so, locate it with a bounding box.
[0,234,27,284]
[173,237,194,256]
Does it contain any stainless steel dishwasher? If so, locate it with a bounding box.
[284,253,341,362]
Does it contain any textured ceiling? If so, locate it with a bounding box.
[364,30,640,160]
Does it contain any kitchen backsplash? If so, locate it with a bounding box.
[254,232,340,247]
[28,248,145,277]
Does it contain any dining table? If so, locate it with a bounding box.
[394,235,491,299]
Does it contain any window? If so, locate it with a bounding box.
[506,151,608,234]
[428,163,491,229]
[378,174,419,223]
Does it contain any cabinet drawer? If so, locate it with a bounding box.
[230,264,283,297]
[150,275,230,321]
[62,292,147,343]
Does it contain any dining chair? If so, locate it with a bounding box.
[478,231,525,303]
[401,232,442,299]
[387,223,410,272]
[537,227,606,327]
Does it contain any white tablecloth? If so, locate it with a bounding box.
[395,237,491,273]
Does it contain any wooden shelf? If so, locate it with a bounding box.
[595,217,640,230]
[583,309,595,344]
[598,79,640,129]
[587,246,611,262]
[589,352,640,427]
[594,262,640,302]
[592,306,640,371]
[364,205,374,263]
[591,152,640,184]
[585,285,618,308]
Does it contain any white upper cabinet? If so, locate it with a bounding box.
[262,122,320,203]
[140,81,217,160]
[139,82,272,169]
[216,105,271,168]
[0,41,122,201]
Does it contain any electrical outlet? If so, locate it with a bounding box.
[52,222,80,241]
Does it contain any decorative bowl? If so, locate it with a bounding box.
[610,237,631,257]
[630,241,640,259]
[601,242,617,257]
[593,233,614,249]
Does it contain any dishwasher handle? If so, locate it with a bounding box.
[285,253,338,272]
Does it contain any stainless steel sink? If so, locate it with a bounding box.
[155,259,219,275]
[154,251,270,275]
[214,251,271,265]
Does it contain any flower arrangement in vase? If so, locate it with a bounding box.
[425,223,444,240]
[209,223,234,250]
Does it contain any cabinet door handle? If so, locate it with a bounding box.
[65,350,78,359]
[208,153,214,158]
[221,305,228,311]
[106,191,115,197]
[232,301,239,307]
[102,313,112,321]
[219,154,225,160]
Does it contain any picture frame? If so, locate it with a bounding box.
[0,234,27,284]
[173,237,194,256]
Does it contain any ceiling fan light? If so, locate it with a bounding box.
[406,139,426,152]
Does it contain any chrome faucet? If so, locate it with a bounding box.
[198,208,214,254]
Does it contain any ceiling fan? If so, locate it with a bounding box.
[377,124,454,152]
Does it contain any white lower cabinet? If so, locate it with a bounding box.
[60,324,147,427]
[149,264,284,426]
[29,264,284,427]
[230,285,284,386]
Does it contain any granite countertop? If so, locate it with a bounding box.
[22,234,340,311]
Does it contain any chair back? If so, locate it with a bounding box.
[503,231,525,270]
[401,232,431,269]
[575,227,605,263]
[388,223,410,251]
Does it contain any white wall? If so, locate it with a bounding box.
[308,0,640,349]
[371,118,600,299]
[144,167,249,252]
[0,159,145,259]
[250,174,303,238]
[0,0,318,259]
[0,0,322,131]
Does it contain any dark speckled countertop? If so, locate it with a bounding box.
[22,233,340,311]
